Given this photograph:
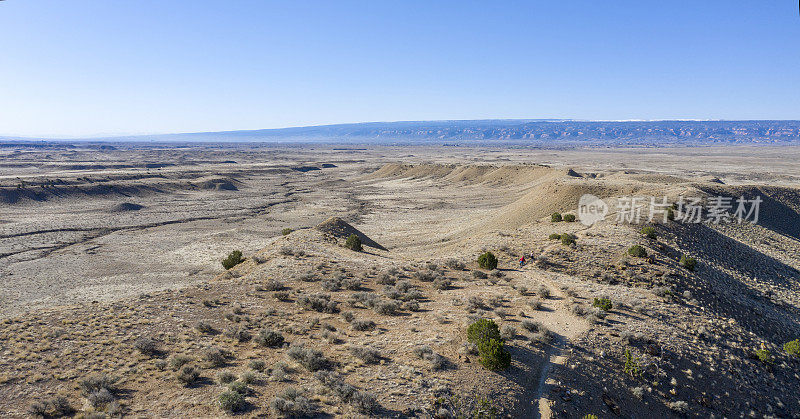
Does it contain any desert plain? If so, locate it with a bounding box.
[1,143,799,418]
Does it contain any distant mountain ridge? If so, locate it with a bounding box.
[6,119,800,145]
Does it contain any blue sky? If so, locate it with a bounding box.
[1,1,798,137]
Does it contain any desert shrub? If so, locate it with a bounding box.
[477,338,511,370]
[321,278,341,292]
[376,273,396,285]
[350,346,382,364]
[528,297,543,310]
[219,390,246,412]
[228,380,249,395]
[783,339,800,357]
[680,254,697,271]
[342,277,361,290]
[515,285,528,295]
[472,269,488,279]
[477,252,498,270]
[297,293,339,313]
[350,391,379,413]
[345,234,362,251]
[87,388,115,408]
[627,245,647,258]
[467,295,485,311]
[467,319,501,344]
[170,355,193,370]
[262,279,285,291]
[405,300,421,311]
[548,233,562,240]
[239,371,258,385]
[592,297,613,311]
[79,374,118,396]
[640,226,656,239]
[287,345,330,371]
[445,258,466,270]
[560,233,575,246]
[222,250,243,270]
[433,277,452,290]
[668,401,688,413]
[134,336,158,356]
[204,346,229,368]
[521,320,543,333]
[196,321,216,334]
[413,270,439,282]
[536,284,551,298]
[298,272,318,282]
[273,291,291,301]
[255,328,285,347]
[348,291,379,308]
[500,324,517,340]
[270,361,290,382]
[27,401,47,418]
[623,349,642,377]
[270,387,313,417]
[530,328,554,345]
[248,359,266,371]
[282,227,293,235]
[314,371,377,413]
[224,326,252,342]
[563,214,576,222]
[350,320,375,332]
[755,348,774,364]
[177,365,200,386]
[551,212,562,222]
[667,207,675,221]
[217,371,237,384]
[374,300,401,315]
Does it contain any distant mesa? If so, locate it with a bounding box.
[292,166,321,173]
[112,202,144,212]
[315,217,386,251]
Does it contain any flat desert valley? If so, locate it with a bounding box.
[2,143,800,418]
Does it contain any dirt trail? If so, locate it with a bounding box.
[517,269,590,419]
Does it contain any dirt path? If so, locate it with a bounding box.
[518,269,590,419]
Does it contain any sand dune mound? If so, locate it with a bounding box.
[315,217,387,250]
[365,163,556,186]
[111,202,144,212]
[194,176,240,191]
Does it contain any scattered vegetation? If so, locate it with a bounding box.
[281,227,293,235]
[477,251,498,270]
[287,345,331,371]
[563,213,576,222]
[627,245,647,258]
[560,233,575,246]
[548,233,562,240]
[222,250,243,270]
[345,234,362,251]
[551,212,562,222]
[255,328,284,347]
[219,389,246,413]
[467,319,511,370]
[640,226,656,239]
[680,254,697,271]
[623,349,642,378]
[592,297,613,311]
[784,339,800,357]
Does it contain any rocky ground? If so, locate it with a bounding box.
[1,144,799,418]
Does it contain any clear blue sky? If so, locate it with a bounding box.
[1,1,798,137]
